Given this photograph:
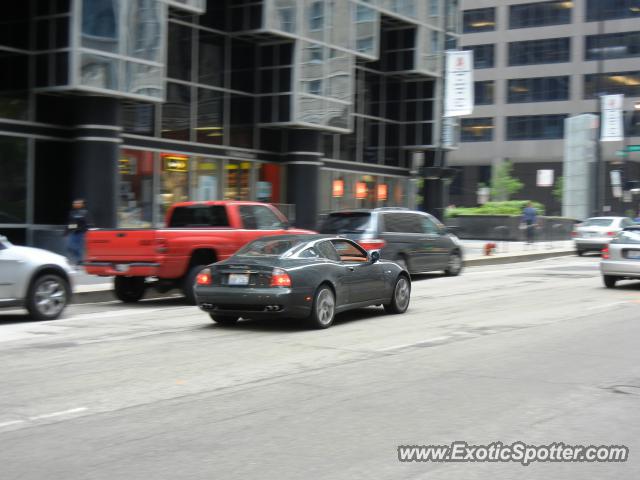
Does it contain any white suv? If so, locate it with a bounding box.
[0,236,74,320]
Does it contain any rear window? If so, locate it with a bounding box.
[582,219,614,227]
[320,212,371,234]
[235,238,306,257]
[169,206,229,228]
[612,230,640,245]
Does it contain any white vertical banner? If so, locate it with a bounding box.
[601,94,624,142]
[444,50,474,117]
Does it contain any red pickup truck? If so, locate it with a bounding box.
[84,201,313,303]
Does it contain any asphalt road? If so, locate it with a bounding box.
[1,256,639,480]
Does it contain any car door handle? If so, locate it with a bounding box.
[347,266,355,271]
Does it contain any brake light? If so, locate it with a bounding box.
[156,238,169,253]
[358,239,386,251]
[270,268,291,287]
[602,247,610,259]
[571,231,577,237]
[196,268,212,285]
[607,231,616,236]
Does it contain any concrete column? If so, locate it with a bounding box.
[285,130,323,230]
[70,96,121,228]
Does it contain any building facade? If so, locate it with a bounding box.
[450,0,640,216]
[0,0,459,250]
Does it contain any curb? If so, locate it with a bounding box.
[464,250,574,267]
[71,250,576,304]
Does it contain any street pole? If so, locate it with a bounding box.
[594,19,605,217]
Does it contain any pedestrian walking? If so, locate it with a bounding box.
[65,199,92,265]
[521,202,537,244]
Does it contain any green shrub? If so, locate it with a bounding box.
[447,201,545,217]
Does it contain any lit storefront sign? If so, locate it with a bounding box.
[332,179,344,197]
[162,154,188,172]
[377,183,388,201]
[119,157,136,175]
[355,182,368,199]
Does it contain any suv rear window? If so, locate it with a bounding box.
[582,219,614,227]
[169,206,230,228]
[320,212,372,234]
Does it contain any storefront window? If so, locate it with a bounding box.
[320,169,410,213]
[160,153,189,217]
[225,161,252,200]
[191,157,220,201]
[119,149,154,227]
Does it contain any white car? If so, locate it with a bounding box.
[573,216,635,256]
[0,236,74,320]
[601,226,640,288]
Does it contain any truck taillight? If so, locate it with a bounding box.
[358,239,386,251]
[270,268,291,287]
[602,247,610,259]
[196,268,212,285]
[156,238,169,253]
[607,231,616,236]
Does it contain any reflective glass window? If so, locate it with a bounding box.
[506,115,567,140]
[463,7,496,33]
[0,136,27,224]
[461,118,494,142]
[119,149,154,228]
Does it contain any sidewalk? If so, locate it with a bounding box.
[70,239,576,303]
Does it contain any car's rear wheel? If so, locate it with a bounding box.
[183,265,206,305]
[444,251,463,276]
[26,273,70,320]
[114,276,146,303]
[384,275,411,314]
[603,275,618,288]
[209,314,239,326]
[308,285,336,329]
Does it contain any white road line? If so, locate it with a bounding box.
[0,420,26,428]
[584,301,629,311]
[379,336,451,352]
[28,407,88,421]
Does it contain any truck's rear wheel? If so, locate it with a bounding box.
[182,265,206,305]
[114,276,146,303]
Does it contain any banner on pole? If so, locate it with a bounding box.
[601,94,624,142]
[444,50,474,117]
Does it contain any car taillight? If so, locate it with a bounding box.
[571,231,577,237]
[358,239,386,251]
[270,268,291,287]
[156,238,169,253]
[607,231,616,236]
[602,247,610,259]
[196,268,212,285]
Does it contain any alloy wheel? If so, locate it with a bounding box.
[34,279,67,317]
[394,277,410,311]
[316,289,335,326]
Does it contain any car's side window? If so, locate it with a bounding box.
[299,247,320,258]
[331,240,368,263]
[317,241,341,262]
[622,218,634,228]
[238,206,258,229]
[420,215,440,235]
[383,213,422,233]
[252,206,285,230]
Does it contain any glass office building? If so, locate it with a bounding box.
[0,0,457,249]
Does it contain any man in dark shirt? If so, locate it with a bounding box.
[66,199,92,265]
[522,202,537,244]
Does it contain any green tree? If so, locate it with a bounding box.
[491,161,523,201]
[553,176,563,202]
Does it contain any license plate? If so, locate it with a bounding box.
[628,250,640,259]
[228,273,249,285]
[115,264,130,273]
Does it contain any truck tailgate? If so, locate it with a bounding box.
[86,230,160,261]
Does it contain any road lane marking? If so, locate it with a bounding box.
[0,420,25,428]
[29,407,88,421]
[584,301,628,311]
[379,336,451,352]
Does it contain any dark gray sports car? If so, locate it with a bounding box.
[194,235,411,329]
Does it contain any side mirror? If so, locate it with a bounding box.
[370,250,381,263]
